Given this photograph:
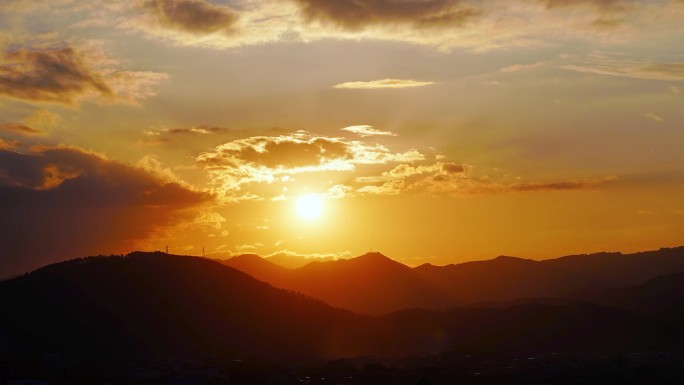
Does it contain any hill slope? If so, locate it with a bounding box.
[0,252,360,360]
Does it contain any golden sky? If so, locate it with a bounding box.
[1,0,684,276]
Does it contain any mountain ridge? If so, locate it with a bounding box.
[4,251,684,361]
[220,246,684,315]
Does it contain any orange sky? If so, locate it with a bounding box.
[1,0,684,277]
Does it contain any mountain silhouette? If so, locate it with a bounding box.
[365,302,655,356]
[221,247,684,315]
[223,252,453,315]
[569,271,684,313]
[413,255,594,305]
[266,252,347,269]
[0,252,360,360]
[545,247,684,286]
[219,253,289,284]
[3,251,684,362]
[286,252,454,315]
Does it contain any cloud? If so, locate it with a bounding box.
[644,113,664,123]
[139,125,231,145]
[536,0,627,9]
[125,0,290,48]
[0,145,211,278]
[195,131,615,201]
[142,0,240,35]
[499,60,547,73]
[0,123,45,136]
[23,109,60,127]
[292,0,482,30]
[357,161,471,195]
[154,125,230,136]
[341,125,397,137]
[507,179,615,192]
[0,45,168,105]
[0,47,112,104]
[167,126,228,135]
[333,79,434,89]
[563,62,684,81]
[0,138,16,150]
[357,161,616,196]
[197,131,423,199]
[40,0,679,52]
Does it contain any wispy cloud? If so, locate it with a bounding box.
[357,161,617,196]
[333,79,434,89]
[341,125,397,137]
[563,62,684,81]
[0,123,45,136]
[644,113,664,123]
[499,60,547,73]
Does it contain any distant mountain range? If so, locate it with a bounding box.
[3,248,684,361]
[220,247,684,315]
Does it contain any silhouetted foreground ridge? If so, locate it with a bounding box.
[4,251,684,362]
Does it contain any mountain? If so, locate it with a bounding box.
[0,252,361,360]
[2,252,684,362]
[570,271,684,314]
[365,303,656,356]
[285,252,454,316]
[266,252,347,269]
[218,253,290,284]
[414,255,596,305]
[543,247,684,287]
[219,247,684,315]
[222,252,454,315]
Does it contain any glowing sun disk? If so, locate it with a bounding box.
[296,194,323,220]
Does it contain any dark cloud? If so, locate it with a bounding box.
[0,46,168,105]
[141,126,232,146]
[0,146,211,278]
[143,0,240,35]
[0,47,112,104]
[0,123,45,136]
[441,162,465,174]
[167,126,229,135]
[292,0,482,30]
[509,181,605,192]
[538,0,626,8]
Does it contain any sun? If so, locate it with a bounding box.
[296,194,323,220]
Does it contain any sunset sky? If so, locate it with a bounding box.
[1,0,684,277]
